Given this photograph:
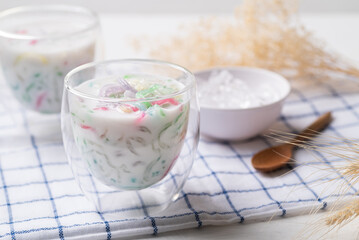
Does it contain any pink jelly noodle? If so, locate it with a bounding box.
[35,92,47,110]
[94,106,109,111]
[135,112,146,125]
[29,40,38,45]
[80,124,96,133]
[152,98,179,106]
[123,104,139,112]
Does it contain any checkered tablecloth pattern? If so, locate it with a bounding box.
[1,76,359,239]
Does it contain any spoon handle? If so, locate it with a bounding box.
[292,112,332,145]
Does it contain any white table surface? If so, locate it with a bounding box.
[99,13,359,240]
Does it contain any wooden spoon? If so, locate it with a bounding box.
[251,112,333,172]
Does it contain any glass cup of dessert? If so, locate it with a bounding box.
[61,59,199,215]
[0,5,100,113]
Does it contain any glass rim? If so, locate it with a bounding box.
[64,59,196,103]
[0,5,99,40]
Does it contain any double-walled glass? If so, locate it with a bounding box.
[61,59,199,214]
[0,5,100,113]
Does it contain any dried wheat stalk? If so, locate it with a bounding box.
[270,130,359,229]
[132,0,359,81]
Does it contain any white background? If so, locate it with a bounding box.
[0,0,359,13]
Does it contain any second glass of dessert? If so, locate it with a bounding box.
[0,5,100,113]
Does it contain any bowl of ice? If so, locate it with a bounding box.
[195,67,291,141]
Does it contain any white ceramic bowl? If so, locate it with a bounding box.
[195,67,291,141]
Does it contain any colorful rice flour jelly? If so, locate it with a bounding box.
[71,75,188,189]
[0,5,100,113]
[62,60,199,213]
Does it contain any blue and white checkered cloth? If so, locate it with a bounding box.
[1,76,359,239]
